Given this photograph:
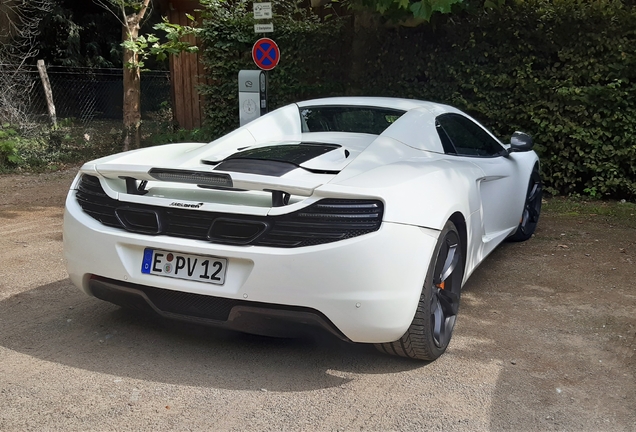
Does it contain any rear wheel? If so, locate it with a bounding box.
[508,167,542,242]
[376,221,464,361]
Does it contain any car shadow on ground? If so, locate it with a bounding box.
[0,279,424,392]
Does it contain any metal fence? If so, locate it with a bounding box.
[1,65,171,127]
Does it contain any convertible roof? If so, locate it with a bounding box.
[297,97,455,115]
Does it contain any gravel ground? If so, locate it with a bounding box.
[0,168,634,431]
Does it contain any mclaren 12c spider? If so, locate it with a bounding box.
[63,97,542,361]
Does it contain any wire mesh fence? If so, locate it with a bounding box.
[0,64,175,169]
[0,65,171,128]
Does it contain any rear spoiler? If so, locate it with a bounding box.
[91,164,321,205]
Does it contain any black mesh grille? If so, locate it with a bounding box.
[76,174,122,227]
[143,285,237,320]
[75,175,383,248]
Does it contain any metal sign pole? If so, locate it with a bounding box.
[262,71,268,114]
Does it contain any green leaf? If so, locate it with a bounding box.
[398,0,410,10]
[410,1,433,20]
[430,0,462,13]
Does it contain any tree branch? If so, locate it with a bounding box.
[93,0,127,28]
[138,0,152,21]
[0,0,54,131]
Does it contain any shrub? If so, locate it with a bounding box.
[0,125,22,167]
[0,120,130,172]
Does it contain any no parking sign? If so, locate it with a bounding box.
[252,38,280,71]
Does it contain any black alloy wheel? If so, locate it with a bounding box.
[430,227,462,348]
[376,221,464,361]
[509,167,542,242]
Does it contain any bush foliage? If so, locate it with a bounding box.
[0,120,136,173]
[199,0,636,198]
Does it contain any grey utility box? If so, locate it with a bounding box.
[238,70,267,126]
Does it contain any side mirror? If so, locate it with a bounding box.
[509,131,533,152]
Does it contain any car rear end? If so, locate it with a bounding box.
[64,163,439,343]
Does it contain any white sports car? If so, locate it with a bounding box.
[63,97,541,361]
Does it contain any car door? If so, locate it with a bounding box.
[436,114,524,249]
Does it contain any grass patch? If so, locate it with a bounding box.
[543,197,636,228]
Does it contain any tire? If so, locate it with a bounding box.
[376,221,464,361]
[508,166,542,242]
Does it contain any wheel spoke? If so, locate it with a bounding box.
[520,208,530,229]
[431,290,457,348]
[438,243,459,284]
[520,180,541,229]
[437,289,460,316]
[527,182,540,202]
[431,295,445,347]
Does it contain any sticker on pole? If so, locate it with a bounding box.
[252,38,280,71]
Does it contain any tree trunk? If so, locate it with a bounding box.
[122,22,141,152]
[37,60,57,127]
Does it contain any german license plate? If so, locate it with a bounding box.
[141,248,227,285]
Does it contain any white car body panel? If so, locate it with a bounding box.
[63,97,539,343]
[381,107,446,153]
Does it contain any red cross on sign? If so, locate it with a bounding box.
[252,38,280,71]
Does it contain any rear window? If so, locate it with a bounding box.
[300,106,405,135]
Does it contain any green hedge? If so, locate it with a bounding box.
[199,0,636,198]
[198,0,349,138]
[355,0,636,198]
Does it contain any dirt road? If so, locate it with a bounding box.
[1,169,634,431]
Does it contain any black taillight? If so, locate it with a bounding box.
[76,175,383,248]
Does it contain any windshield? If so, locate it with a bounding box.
[300,106,405,135]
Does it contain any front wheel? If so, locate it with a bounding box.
[376,221,464,361]
[508,167,542,242]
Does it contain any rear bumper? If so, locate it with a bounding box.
[89,276,350,340]
[64,191,440,343]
